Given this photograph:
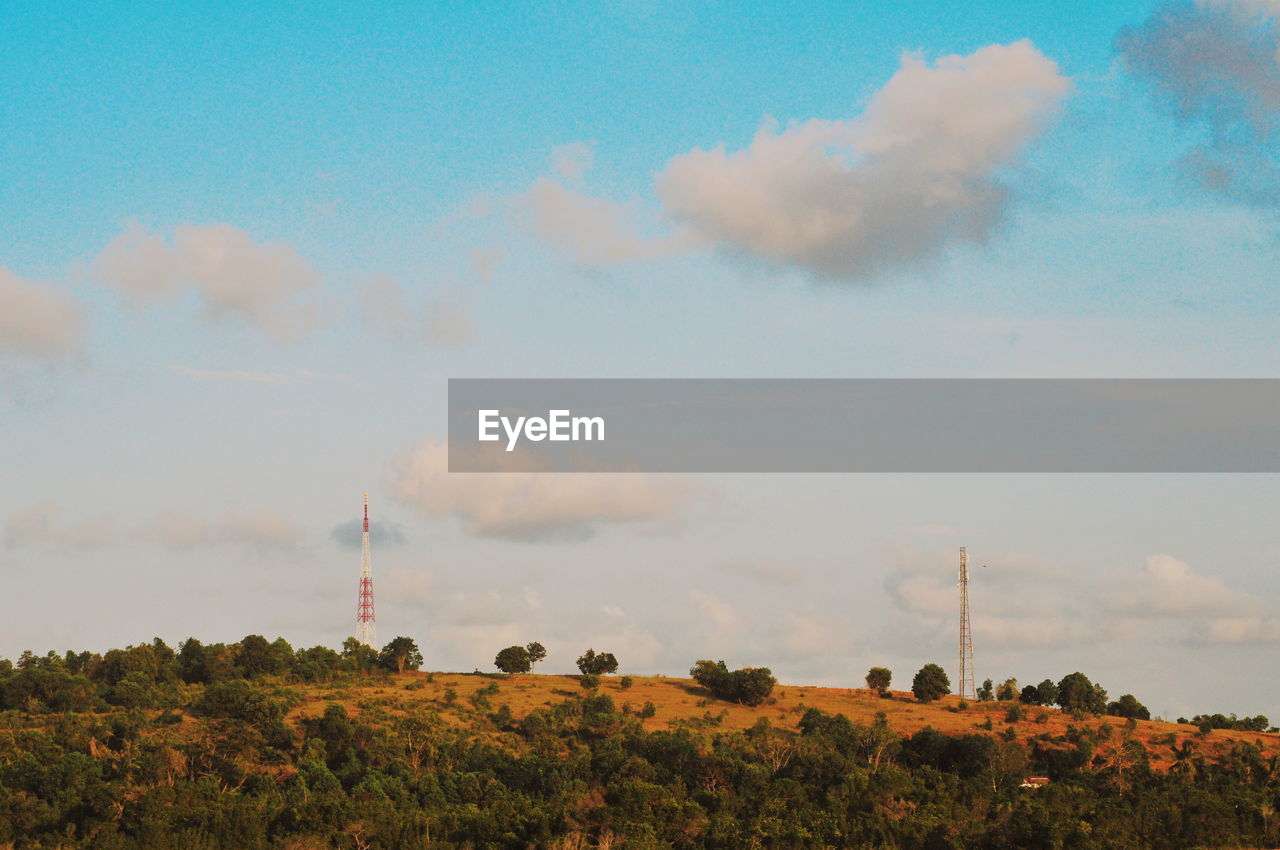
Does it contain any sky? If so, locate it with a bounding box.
[3,0,1280,721]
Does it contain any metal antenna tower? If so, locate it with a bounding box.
[356,492,377,648]
[957,546,975,700]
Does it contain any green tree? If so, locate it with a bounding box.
[976,678,994,701]
[341,636,380,672]
[1107,693,1151,720]
[1057,672,1107,714]
[911,663,950,702]
[526,642,547,665]
[1035,678,1059,706]
[380,636,423,673]
[996,677,1018,701]
[865,666,892,693]
[690,659,776,706]
[576,648,619,676]
[1019,684,1042,704]
[494,645,532,674]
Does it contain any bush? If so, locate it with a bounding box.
[579,674,601,690]
[1107,694,1151,721]
[690,660,776,706]
[1004,703,1023,724]
[865,666,892,693]
[576,649,619,676]
[198,680,283,724]
[911,664,950,702]
[618,675,633,690]
[638,701,656,718]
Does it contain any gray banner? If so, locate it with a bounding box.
[447,379,1280,472]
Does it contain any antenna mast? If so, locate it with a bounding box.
[356,492,377,648]
[957,546,975,700]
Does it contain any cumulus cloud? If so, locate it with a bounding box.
[359,276,472,346]
[4,503,115,549]
[329,518,408,549]
[1118,0,1280,202]
[389,440,709,541]
[1106,554,1259,618]
[656,40,1069,280]
[515,178,694,268]
[92,223,320,338]
[0,268,85,358]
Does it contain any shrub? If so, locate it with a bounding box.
[690,660,776,706]
[638,701,656,718]
[576,649,619,676]
[911,664,950,702]
[865,666,892,693]
[618,675,634,690]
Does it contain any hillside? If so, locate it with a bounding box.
[5,659,1280,848]
[290,671,1280,774]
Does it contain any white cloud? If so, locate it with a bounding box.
[656,40,1069,279]
[688,589,743,642]
[1118,0,1280,202]
[389,440,709,541]
[0,268,85,358]
[1106,554,1259,619]
[149,509,303,550]
[4,503,114,549]
[550,141,596,182]
[359,276,472,347]
[516,177,694,268]
[92,223,320,338]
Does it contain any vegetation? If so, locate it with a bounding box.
[493,641,547,674]
[689,659,776,706]
[575,648,619,676]
[865,665,892,693]
[1,637,1279,848]
[911,663,950,702]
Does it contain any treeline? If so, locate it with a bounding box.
[0,635,421,713]
[1,668,1279,847]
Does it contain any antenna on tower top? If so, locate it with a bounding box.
[356,493,376,648]
[957,547,976,700]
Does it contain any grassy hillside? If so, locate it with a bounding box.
[291,671,1280,774]
[5,659,1280,848]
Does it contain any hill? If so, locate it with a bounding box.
[5,658,1280,848]
[288,670,1280,774]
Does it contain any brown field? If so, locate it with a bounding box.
[286,671,1280,772]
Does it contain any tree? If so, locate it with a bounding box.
[177,638,209,684]
[526,642,546,665]
[995,677,1018,701]
[380,637,423,674]
[977,678,994,701]
[1035,678,1059,706]
[690,659,777,706]
[494,646,532,674]
[865,666,892,694]
[576,649,619,676]
[1107,694,1151,721]
[235,635,278,678]
[1019,685,1042,704]
[911,664,950,702]
[341,637,379,672]
[1057,672,1107,714]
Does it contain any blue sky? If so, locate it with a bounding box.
[4,0,1280,720]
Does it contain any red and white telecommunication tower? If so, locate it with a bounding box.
[356,492,377,648]
[957,546,976,701]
